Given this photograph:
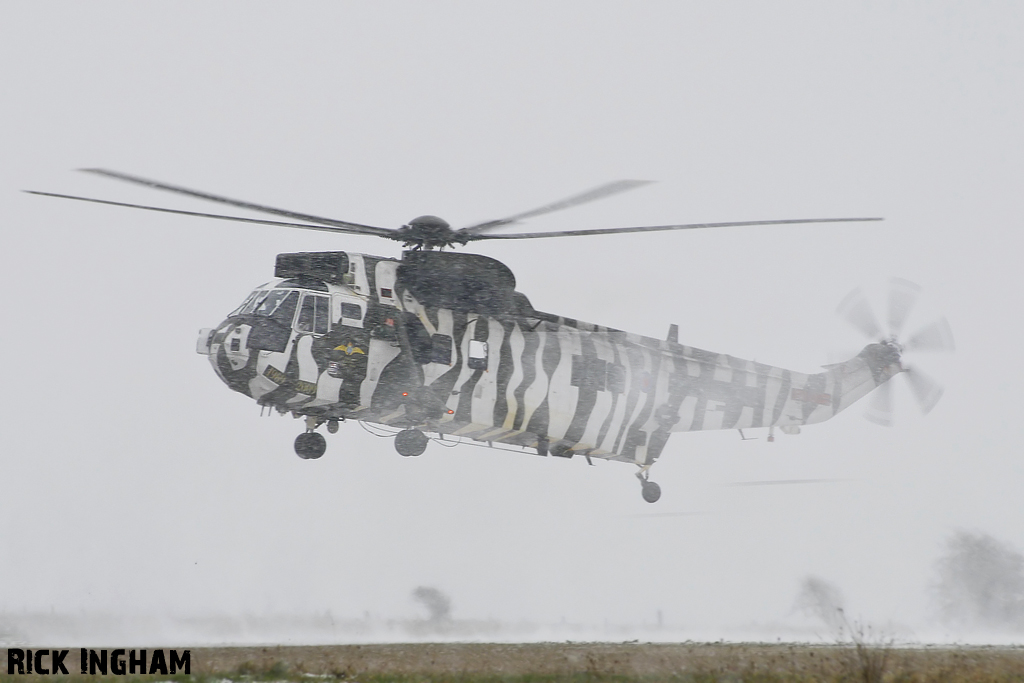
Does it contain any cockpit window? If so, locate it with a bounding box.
[254,290,300,325]
[297,296,314,333]
[233,287,327,331]
[297,293,331,334]
[230,290,263,317]
[240,290,268,315]
[313,296,329,334]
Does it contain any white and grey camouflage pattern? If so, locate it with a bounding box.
[200,250,900,468]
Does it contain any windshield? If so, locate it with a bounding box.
[239,290,268,315]
[229,289,263,317]
[253,289,300,325]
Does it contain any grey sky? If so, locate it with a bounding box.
[1,2,1022,638]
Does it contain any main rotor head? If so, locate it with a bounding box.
[397,215,460,250]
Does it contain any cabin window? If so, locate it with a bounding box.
[431,334,453,365]
[340,302,363,326]
[468,340,488,370]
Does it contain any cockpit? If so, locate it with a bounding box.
[228,279,363,339]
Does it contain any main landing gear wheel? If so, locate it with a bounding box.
[641,480,662,503]
[636,468,661,503]
[294,431,326,460]
[395,429,428,457]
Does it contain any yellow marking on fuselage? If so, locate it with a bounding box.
[263,366,289,385]
[475,427,510,441]
[293,380,317,396]
[334,343,366,355]
[380,407,407,424]
[452,423,484,436]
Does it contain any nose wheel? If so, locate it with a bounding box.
[636,469,662,503]
[395,429,429,457]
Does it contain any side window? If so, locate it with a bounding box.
[341,303,362,323]
[335,299,364,328]
[296,294,316,332]
[297,293,331,334]
[468,340,488,370]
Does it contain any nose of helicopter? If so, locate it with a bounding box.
[197,320,265,400]
[196,328,214,354]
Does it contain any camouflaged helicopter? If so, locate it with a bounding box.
[30,171,954,502]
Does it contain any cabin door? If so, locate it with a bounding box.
[328,294,369,405]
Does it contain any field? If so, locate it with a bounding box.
[5,643,1024,682]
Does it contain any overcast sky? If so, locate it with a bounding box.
[2,2,1022,641]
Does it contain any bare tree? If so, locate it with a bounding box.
[412,586,452,622]
[934,530,1024,630]
[795,575,846,632]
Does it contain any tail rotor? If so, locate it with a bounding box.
[837,278,954,424]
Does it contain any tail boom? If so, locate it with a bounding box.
[661,341,902,435]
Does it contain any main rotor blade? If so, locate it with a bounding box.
[864,380,894,427]
[888,277,921,338]
[904,367,944,414]
[904,317,955,353]
[79,168,393,236]
[25,191,401,239]
[465,216,883,241]
[459,180,653,234]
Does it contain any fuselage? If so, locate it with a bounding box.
[197,250,900,466]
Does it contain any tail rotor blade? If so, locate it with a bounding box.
[904,367,945,414]
[905,317,956,353]
[888,277,921,338]
[864,380,895,427]
[837,287,883,340]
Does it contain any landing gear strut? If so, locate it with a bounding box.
[294,415,327,460]
[395,429,428,457]
[636,468,661,503]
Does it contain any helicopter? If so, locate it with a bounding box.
[29,170,954,502]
